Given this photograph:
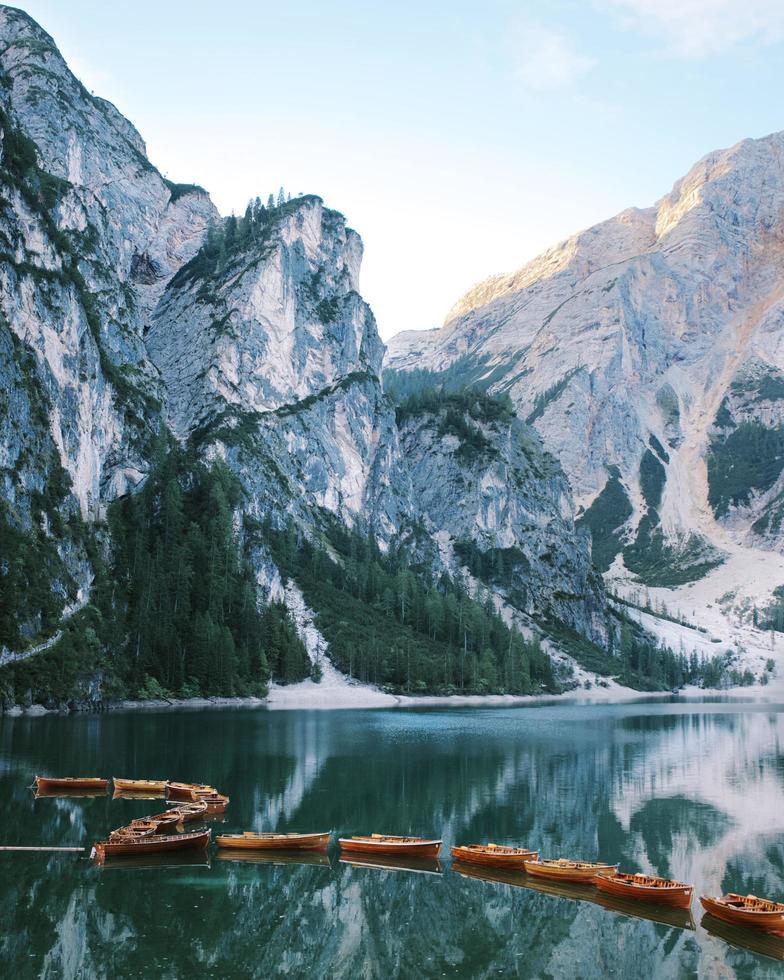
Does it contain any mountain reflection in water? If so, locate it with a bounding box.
[0,701,782,978]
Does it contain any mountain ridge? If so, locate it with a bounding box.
[0,5,646,707]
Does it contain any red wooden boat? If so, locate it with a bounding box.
[35,776,109,792]
[451,843,538,869]
[215,831,331,851]
[700,893,784,932]
[595,871,692,908]
[338,834,441,858]
[523,858,618,883]
[92,828,211,863]
[165,781,215,801]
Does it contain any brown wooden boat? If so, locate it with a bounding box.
[338,834,441,858]
[165,781,215,801]
[112,778,167,794]
[523,857,618,883]
[109,826,156,842]
[167,801,208,822]
[35,776,109,792]
[700,893,784,932]
[215,831,331,851]
[192,791,229,813]
[701,913,784,961]
[92,828,210,863]
[451,843,538,869]
[128,810,182,834]
[594,871,693,909]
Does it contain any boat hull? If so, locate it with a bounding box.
[595,872,693,909]
[339,837,441,858]
[165,782,215,801]
[171,802,208,822]
[35,776,108,792]
[216,832,331,851]
[112,778,167,793]
[523,860,618,883]
[93,829,210,862]
[451,846,538,869]
[700,895,784,932]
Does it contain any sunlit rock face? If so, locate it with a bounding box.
[386,132,784,576]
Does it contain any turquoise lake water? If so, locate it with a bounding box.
[0,698,783,977]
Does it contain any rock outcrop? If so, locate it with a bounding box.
[387,131,784,583]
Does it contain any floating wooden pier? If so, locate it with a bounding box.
[0,845,85,852]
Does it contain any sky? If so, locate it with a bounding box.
[15,0,784,339]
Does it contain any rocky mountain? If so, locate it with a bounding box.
[387,131,784,596]
[0,6,613,703]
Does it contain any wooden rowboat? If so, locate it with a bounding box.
[92,828,210,863]
[112,778,167,794]
[700,893,784,932]
[165,781,215,801]
[109,826,156,842]
[594,871,693,908]
[338,834,441,858]
[451,843,538,869]
[192,791,229,813]
[168,801,208,822]
[35,776,109,792]
[215,831,331,851]
[131,812,182,835]
[143,811,184,833]
[523,858,618,883]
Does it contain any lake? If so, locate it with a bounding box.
[1,699,783,978]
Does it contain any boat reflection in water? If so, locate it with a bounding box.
[35,787,109,800]
[701,914,784,962]
[340,853,443,876]
[452,860,597,904]
[451,861,695,931]
[215,849,332,869]
[94,850,212,873]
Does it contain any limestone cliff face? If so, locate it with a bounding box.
[387,132,784,581]
[0,5,606,659]
[395,398,607,643]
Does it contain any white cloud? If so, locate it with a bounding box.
[605,0,784,58]
[513,22,597,90]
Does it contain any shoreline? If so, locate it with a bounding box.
[2,679,781,719]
